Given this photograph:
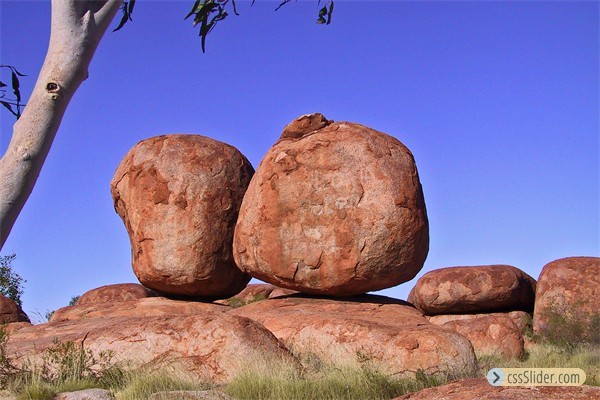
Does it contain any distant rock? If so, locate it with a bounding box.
[50,297,227,323]
[229,294,477,378]
[393,378,600,400]
[0,294,29,324]
[8,313,295,384]
[268,287,299,299]
[234,114,429,296]
[77,283,157,305]
[149,391,234,400]
[408,265,536,315]
[111,134,254,299]
[54,389,114,400]
[533,256,600,334]
[436,315,525,359]
[217,283,278,306]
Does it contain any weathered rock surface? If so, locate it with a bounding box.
[234,114,429,296]
[111,134,254,299]
[229,295,477,377]
[50,297,227,323]
[149,391,234,400]
[437,315,525,359]
[0,294,29,324]
[533,256,600,334]
[268,287,299,299]
[54,389,114,400]
[219,283,278,305]
[77,283,157,306]
[428,311,532,335]
[408,265,536,315]
[393,378,600,399]
[7,313,294,384]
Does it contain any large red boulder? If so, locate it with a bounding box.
[408,265,536,315]
[533,256,600,335]
[111,135,254,299]
[0,294,29,324]
[76,283,156,306]
[229,295,477,378]
[234,114,429,296]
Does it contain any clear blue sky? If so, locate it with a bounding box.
[1,1,598,320]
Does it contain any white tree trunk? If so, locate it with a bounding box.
[0,0,123,249]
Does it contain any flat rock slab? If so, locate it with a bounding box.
[149,391,234,400]
[54,389,114,400]
[8,312,294,384]
[408,265,536,315]
[50,297,227,322]
[393,378,600,399]
[533,256,600,334]
[234,115,429,296]
[428,311,532,335]
[229,295,477,378]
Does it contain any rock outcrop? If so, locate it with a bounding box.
[234,114,429,296]
[229,295,477,378]
[428,311,532,336]
[533,256,600,334]
[111,134,254,299]
[50,297,227,323]
[8,313,295,384]
[393,378,600,399]
[0,294,29,324]
[76,283,157,305]
[408,265,536,315]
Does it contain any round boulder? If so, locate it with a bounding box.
[234,114,429,296]
[0,294,29,324]
[77,283,157,306]
[408,265,536,315]
[111,135,254,299]
[533,256,600,335]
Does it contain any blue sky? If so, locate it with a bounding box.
[1,1,598,320]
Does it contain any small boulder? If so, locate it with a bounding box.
[54,389,114,400]
[77,283,157,306]
[408,265,536,315]
[50,297,227,323]
[149,391,234,400]
[234,114,429,296]
[533,256,600,335]
[111,134,254,299]
[0,294,29,324]
[229,295,477,378]
[393,378,600,400]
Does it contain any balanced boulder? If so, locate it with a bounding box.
[408,265,536,315]
[0,294,29,324]
[111,135,254,299]
[234,114,429,296]
[533,256,600,335]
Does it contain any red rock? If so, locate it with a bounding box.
[77,283,156,305]
[7,313,295,384]
[50,297,227,323]
[111,135,254,299]
[54,389,114,400]
[437,315,524,359]
[268,287,299,299]
[408,265,536,315]
[428,311,532,335]
[229,295,477,378]
[393,378,600,400]
[234,114,429,296]
[0,294,29,324]
[533,256,600,335]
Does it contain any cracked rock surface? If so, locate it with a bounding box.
[111,134,253,299]
[234,115,429,296]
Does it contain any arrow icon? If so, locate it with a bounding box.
[487,368,505,386]
[493,371,501,384]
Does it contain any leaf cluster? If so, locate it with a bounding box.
[0,254,25,307]
[0,65,26,119]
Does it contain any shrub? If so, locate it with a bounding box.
[0,254,25,307]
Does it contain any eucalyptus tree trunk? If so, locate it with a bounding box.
[0,0,123,249]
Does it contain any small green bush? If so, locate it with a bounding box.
[0,254,25,307]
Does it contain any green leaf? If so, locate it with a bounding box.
[0,81,7,88]
[11,71,21,103]
[275,0,292,12]
[185,0,202,20]
[128,0,136,15]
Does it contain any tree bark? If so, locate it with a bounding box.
[0,0,123,249]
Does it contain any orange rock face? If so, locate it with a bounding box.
[393,378,600,400]
[437,315,525,359]
[50,297,227,323]
[533,256,600,334]
[0,294,29,324]
[111,135,254,299]
[77,283,157,306]
[8,313,294,384]
[229,295,477,378]
[428,311,532,336]
[408,265,536,315]
[234,114,429,296]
